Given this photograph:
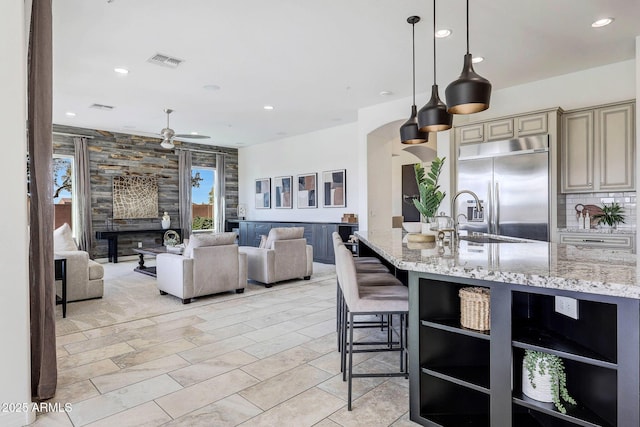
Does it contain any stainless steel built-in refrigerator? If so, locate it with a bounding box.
[456,135,550,241]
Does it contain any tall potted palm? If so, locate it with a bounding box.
[413,157,446,235]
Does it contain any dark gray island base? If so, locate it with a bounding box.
[356,229,639,427]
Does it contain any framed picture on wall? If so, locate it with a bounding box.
[297,173,317,208]
[274,175,293,209]
[322,169,346,208]
[255,178,271,209]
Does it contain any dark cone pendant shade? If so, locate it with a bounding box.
[400,16,428,145]
[417,0,452,132]
[418,85,452,132]
[400,105,428,144]
[445,53,491,114]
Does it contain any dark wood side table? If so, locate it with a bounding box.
[54,257,67,318]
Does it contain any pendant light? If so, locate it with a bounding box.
[445,0,491,114]
[400,16,428,145]
[417,0,453,132]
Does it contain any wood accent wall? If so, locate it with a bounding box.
[53,124,239,259]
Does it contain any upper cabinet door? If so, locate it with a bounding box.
[598,103,635,191]
[456,123,484,144]
[516,112,548,136]
[561,110,594,193]
[486,119,514,141]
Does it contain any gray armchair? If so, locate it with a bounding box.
[53,223,104,302]
[156,232,247,304]
[239,227,313,287]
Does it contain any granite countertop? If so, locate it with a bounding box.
[356,229,640,299]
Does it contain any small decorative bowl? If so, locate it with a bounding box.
[402,222,422,233]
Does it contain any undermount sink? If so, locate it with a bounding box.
[458,234,530,244]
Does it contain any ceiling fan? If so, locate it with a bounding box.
[159,108,210,149]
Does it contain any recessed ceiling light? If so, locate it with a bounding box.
[190,132,199,135]
[379,90,393,96]
[592,17,614,28]
[472,56,484,64]
[114,67,129,75]
[263,105,274,110]
[435,29,452,38]
[65,112,76,117]
[203,84,221,91]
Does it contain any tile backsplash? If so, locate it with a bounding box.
[559,192,636,231]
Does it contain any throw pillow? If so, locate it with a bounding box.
[53,223,78,252]
[264,227,305,249]
[183,232,237,258]
[258,235,267,249]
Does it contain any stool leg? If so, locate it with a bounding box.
[341,301,348,378]
[348,311,354,411]
[399,313,405,373]
[336,282,341,351]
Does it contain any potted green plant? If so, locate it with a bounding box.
[592,202,625,229]
[522,350,576,414]
[413,157,446,234]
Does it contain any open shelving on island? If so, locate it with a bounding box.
[407,272,639,427]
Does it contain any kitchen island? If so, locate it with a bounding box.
[356,229,639,427]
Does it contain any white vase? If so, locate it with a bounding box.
[161,212,171,229]
[421,219,437,236]
[522,359,554,403]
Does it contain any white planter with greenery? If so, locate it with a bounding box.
[522,350,576,414]
[413,157,446,236]
[593,202,625,230]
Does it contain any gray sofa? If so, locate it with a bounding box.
[239,227,313,287]
[156,232,247,304]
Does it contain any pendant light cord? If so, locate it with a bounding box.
[466,0,470,54]
[412,21,416,106]
[433,0,436,85]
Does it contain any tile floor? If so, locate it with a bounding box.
[35,260,419,426]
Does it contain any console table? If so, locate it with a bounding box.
[96,229,170,263]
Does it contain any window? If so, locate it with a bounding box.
[53,155,74,231]
[191,167,216,231]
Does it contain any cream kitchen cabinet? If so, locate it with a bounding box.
[456,111,549,144]
[561,101,635,193]
[558,231,635,253]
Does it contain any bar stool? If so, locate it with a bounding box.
[332,233,390,351]
[335,244,408,410]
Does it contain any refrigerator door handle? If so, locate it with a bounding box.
[487,182,493,234]
[495,182,500,235]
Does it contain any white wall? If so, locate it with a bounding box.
[461,59,636,124]
[0,1,33,426]
[238,122,359,223]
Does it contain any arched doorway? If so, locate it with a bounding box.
[366,120,438,232]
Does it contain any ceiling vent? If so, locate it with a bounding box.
[148,53,184,68]
[89,103,114,110]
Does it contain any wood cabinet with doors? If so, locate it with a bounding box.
[561,101,635,193]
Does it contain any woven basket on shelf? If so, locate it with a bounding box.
[459,287,491,331]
